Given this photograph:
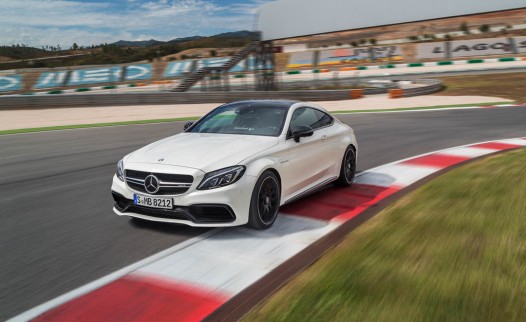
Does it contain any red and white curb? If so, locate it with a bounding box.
[10,137,526,322]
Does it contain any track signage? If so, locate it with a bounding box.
[0,75,22,92]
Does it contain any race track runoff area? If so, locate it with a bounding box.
[14,138,526,322]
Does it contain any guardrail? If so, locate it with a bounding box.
[0,79,443,109]
[401,79,443,97]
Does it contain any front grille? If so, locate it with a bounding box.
[125,205,188,220]
[125,169,193,195]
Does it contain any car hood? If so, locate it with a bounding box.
[126,133,279,172]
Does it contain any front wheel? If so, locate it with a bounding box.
[248,170,281,230]
[335,146,356,186]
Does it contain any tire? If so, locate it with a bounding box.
[335,146,356,187]
[248,170,281,230]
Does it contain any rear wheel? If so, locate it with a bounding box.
[335,146,356,186]
[248,171,281,230]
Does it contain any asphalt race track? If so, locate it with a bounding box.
[1,106,525,319]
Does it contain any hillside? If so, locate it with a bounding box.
[0,30,257,70]
[111,31,257,47]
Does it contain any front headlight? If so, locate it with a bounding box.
[197,165,246,190]
[117,159,125,181]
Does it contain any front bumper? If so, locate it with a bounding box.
[111,174,255,227]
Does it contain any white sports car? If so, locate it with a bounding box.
[111,100,357,229]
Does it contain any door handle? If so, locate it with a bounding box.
[321,135,328,141]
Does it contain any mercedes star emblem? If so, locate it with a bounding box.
[144,175,160,194]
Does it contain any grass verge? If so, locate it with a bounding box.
[244,148,526,322]
[1,102,516,135]
[434,72,526,102]
[331,101,513,114]
[0,117,199,135]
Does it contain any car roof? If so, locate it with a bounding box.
[224,100,299,109]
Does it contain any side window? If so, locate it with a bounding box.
[290,107,319,129]
[313,109,334,128]
[290,107,334,132]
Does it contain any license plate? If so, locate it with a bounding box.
[134,194,173,209]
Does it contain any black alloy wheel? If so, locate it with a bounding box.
[336,146,356,186]
[248,171,281,229]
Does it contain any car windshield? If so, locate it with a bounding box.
[189,102,289,137]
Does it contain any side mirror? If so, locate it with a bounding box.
[183,122,194,131]
[292,125,314,142]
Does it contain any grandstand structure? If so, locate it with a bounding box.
[172,0,524,92]
[171,35,276,92]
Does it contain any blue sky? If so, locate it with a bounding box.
[0,0,272,48]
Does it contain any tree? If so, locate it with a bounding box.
[209,49,217,57]
[460,22,470,35]
[350,41,358,47]
[71,43,79,50]
[409,36,419,41]
[479,24,490,33]
[370,38,377,45]
[359,39,366,45]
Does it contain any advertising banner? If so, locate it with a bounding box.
[0,75,22,92]
[417,42,448,60]
[34,71,69,89]
[198,57,253,73]
[67,67,123,86]
[164,61,194,78]
[66,64,152,86]
[514,36,526,53]
[318,46,402,66]
[287,51,314,68]
[124,64,152,81]
[449,38,514,58]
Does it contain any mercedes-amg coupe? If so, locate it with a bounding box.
[111,100,357,229]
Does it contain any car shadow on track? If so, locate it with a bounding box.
[129,217,211,236]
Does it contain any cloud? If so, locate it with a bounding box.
[0,0,272,47]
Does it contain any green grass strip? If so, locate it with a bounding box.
[245,148,526,322]
[437,61,453,65]
[331,101,514,114]
[0,117,199,136]
[468,59,484,64]
[408,62,424,67]
[75,88,91,92]
[47,90,63,94]
[499,57,516,62]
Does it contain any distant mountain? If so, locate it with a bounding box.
[167,36,203,44]
[212,31,259,39]
[111,39,165,47]
[111,31,259,47]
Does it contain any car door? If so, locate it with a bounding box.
[281,106,339,200]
